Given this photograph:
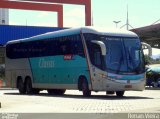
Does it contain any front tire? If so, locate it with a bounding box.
[81,78,91,97]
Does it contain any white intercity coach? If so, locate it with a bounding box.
[5,27,146,97]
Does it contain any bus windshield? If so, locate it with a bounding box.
[104,36,145,74]
[84,33,145,74]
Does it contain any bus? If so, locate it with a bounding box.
[5,27,146,97]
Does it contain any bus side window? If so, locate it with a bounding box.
[94,50,102,67]
[71,35,85,57]
[90,43,103,69]
[59,36,71,55]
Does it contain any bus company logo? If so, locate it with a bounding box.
[64,54,73,60]
[39,58,54,68]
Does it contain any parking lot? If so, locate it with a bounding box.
[0,89,160,113]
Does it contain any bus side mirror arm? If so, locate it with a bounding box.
[91,40,106,56]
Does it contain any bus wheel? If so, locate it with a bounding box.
[25,77,33,94]
[116,91,125,97]
[47,89,66,95]
[81,78,91,97]
[17,78,26,94]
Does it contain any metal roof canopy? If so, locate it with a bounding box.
[132,23,160,49]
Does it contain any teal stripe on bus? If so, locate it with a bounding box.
[29,55,90,84]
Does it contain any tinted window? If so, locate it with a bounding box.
[84,33,105,70]
[6,34,85,59]
[70,35,85,57]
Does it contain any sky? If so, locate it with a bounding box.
[9,0,160,29]
[8,0,160,57]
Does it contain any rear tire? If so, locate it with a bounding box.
[116,91,125,97]
[25,77,33,94]
[81,78,91,97]
[17,79,26,94]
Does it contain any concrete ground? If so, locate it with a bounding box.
[0,88,160,119]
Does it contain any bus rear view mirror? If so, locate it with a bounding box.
[91,40,106,56]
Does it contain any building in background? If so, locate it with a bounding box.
[0,9,9,25]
